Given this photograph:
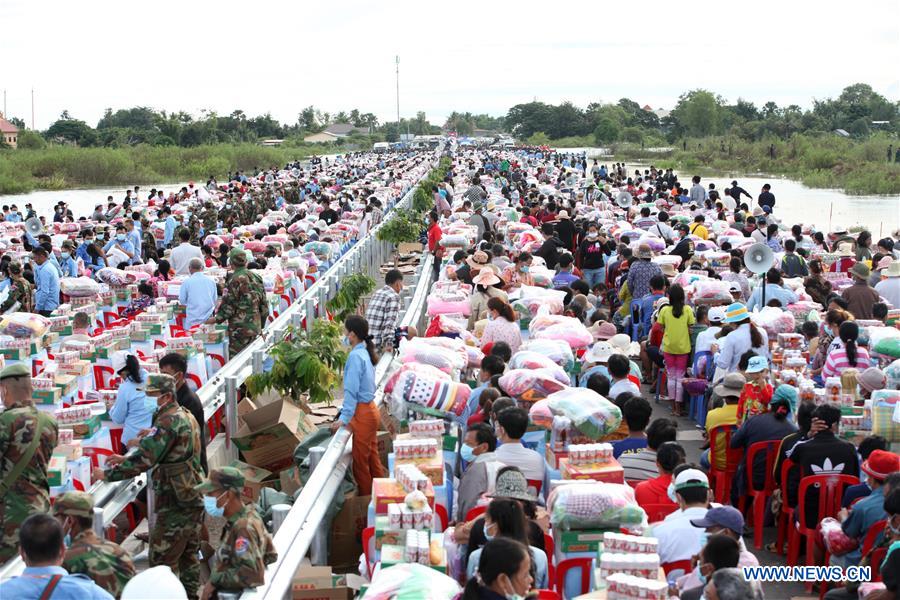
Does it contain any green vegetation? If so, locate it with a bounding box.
[611,134,900,195]
[0,142,360,194]
[326,273,376,323]
[378,157,452,245]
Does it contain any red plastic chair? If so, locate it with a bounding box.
[871,547,887,581]
[526,479,543,497]
[72,479,85,491]
[543,533,555,587]
[208,353,226,372]
[434,504,448,532]
[102,311,120,327]
[361,526,375,578]
[153,340,168,350]
[175,314,186,329]
[775,458,797,557]
[83,446,114,470]
[641,503,678,523]
[93,365,116,390]
[465,505,486,523]
[662,559,693,577]
[555,557,592,596]
[740,440,780,550]
[789,474,859,582]
[185,373,203,392]
[707,424,742,504]
[535,591,560,600]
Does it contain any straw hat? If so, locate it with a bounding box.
[555,210,571,220]
[584,341,614,364]
[835,242,855,256]
[636,243,653,260]
[659,262,677,277]
[882,260,900,278]
[488,469,537,502]
[472,269,501,287]
[466,250,490,270]
[609,333,641,357]
[589,321,617,340]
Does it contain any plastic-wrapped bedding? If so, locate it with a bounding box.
[390,370,470,416]
[0,312,52,338]
[95,268,136,286]
[520,339,575,370]
[548,482,646,531]
[498,368,569,403]
[690,279,733,305]
[750,306,796,337]
[531,319,594,349]
[384,362,450,394]
[529,399,554,429]
[546,387,622,439]
[399,338,467,374]
[513,285,566,316]
[363,563,460,600]
[509,350,569,381]
[60,276,100,297]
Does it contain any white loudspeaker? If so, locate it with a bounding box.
[615,191,633,208]
[25,217,45,238]
[744,242,775,274]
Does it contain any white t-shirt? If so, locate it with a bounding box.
[494,443,545,482]
[695,326,722,353]
[652,506,709,564]
[609,379,641,400]
[171,243,204,275]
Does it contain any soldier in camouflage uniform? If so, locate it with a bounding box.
[213,248,269,355]
[0,261,34,313]
[0,363,59,564]
[94,374,204,599]
[52,491,135,598]
[196,467,277,600]
[201,202,218,236]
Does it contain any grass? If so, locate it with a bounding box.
[0,141,359,194]
[608,133,900,195]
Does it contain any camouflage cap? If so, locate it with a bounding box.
[145,373,176,396]
[0,363,31,381]
[195,466,245,494]
[229,247,249,266]
[52,491,94,519]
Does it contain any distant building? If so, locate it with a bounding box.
[0,112,18,148]
[259,139,284,147]
[303,123,365,143]
[642,104,653,111]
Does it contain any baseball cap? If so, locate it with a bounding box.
[673,468,709,491]
[746,356,769,374]
[690,505,744,534]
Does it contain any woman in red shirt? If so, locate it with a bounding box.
[634,441,685,513]
[427,211,443,280]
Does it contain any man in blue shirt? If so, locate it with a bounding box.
[462,355,505,424]
[638,275,667,339]
[179,258,218,327]
[102,225,136,266]
[75,230,95,264]
[162,208,178,248]
[32,247,60,315]
[612,396,652,458]
[125,219,142,263]
[6,204,22,222]
[746,268,798,312]
[0,513,114,599]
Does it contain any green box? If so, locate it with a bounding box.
[442,434,457,452]
[48,455,67,487]
[72,415,102,439]
[0,347,29,361]
[33,388,62,405]
[556,529,615,553]
[130,329,150,342]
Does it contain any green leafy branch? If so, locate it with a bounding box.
[326,273,376,322]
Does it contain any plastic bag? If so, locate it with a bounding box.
[529,399,554,429]
[95,268,135,286]
[690,279,733,305]
[546,387,622,439]
[362,563,461,600]
[515,285,566,316]
[60,276,100,297]
[532,319,594,349]
[390,370,470,416]
[885,359,900,390]
[0,312,52,338]
[384,362,451,394]
[818,517,858,556]
[498,368,569,403]
[509,350,569,383]
[520,339,575,370]
[548,482,646,531]
[873,334,900,359]
[751,306,796,337]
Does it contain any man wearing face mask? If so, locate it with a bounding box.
[195,467,277,600]
[59,240,78,277]
[652,465,711,565]
[93,374,204,600]
[102,224,135,265]
[677,533,741,600]
[51,491,135,598]
[457,423,500,521]
[0,363,59,564]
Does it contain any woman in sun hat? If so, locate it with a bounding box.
[875,259,900,309]
[469,267,508,328]
[713,302,769,382]
[107,351,153,446]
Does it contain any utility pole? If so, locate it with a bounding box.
[395,55,400,139]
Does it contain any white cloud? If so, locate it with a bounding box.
[2,0,897,129]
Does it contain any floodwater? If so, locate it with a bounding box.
[554,147,899,235]
[0,182,191,221]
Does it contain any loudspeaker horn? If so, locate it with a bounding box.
[744,242,775,274]
[615,191,633,208]
[291,167,301,178]
[264,173,275,185]
[24,217,45,238]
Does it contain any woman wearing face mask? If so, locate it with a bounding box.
[330,316,384,496]
[465,499,548,591]
[501,252,534,291]
[463,537,534,600]
[810,308,853,381]
[107,351,154,447]
[479,298,522,355]
[578,223,608,290]
[196,467,277,600]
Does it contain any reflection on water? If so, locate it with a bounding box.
[553,148,899,234]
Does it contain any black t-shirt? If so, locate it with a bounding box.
[758,191,776,208]
[555,219,575,249]
[883,545,899,592]
[320,209,339,225]
[176,383,208,474]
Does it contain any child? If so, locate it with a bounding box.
[737,355,773,423]
[801,320,820,357]
[608,354,641,399]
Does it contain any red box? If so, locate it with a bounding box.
[559,458,624,484]
[372,478,435,515]
[545,446,569,470]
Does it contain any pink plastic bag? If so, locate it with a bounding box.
[817,517,858,556]
[498,368,569,403]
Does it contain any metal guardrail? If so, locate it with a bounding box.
[0,153,438,583]
[239,252,435,600]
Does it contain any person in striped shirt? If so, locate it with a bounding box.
[620,417,677,482]
[823,320,871,379]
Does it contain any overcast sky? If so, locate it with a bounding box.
[2,0,898,130]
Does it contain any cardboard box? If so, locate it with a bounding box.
[376,431,393,471]
[229,459,279,502]
[393,448,444,485]
[55,442,83,461]
[53,373,79,397]
[546,446,569,470]
[206,434,230,472]
[372,478,434,515]
[280,465,303,498]
[560,458,624,484]
[397,242,424,254]
[33,387,62,405]
[48,454,67,487]
[59,360,92,378]
[555,529,614,553]
[373,515,404,550]
[130,329,150,342]
[379,544,405,568]
[0,347,29,361]
[72,415,102,439]
[328,494,370,570]
[233,399,310,472]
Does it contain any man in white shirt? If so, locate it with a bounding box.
[178,258,218,327]
[493,407,545,483]
[456,423,501,521]
[695,306,725,354]
[652,467,711,565]
[874,260,900,308]
[170,229,203,275]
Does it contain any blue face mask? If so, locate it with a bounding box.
[520,265,529,273]
[144,397,159,414]
[61,252,70,259]
[667,483,678,504]
[64,533,71,546]
[342,335,351,346]
[203,494,225,518]
[117,234,126,241]
[460,444,477,463]
[698,564,709,585]
[483,521,494,541]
